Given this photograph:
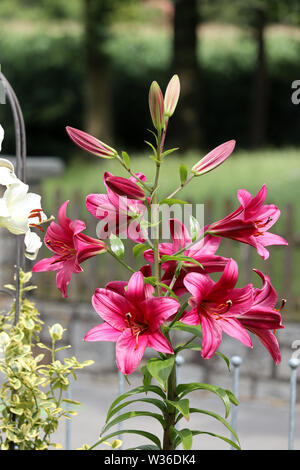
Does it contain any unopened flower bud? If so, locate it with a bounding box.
[148,81,165,131]
[105,175,145,200]
[49,323,64,342]
[164,75,180,117]
[192,140,236,176]
[66,126,117,159]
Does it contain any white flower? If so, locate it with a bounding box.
[0,125,4,151]
[24,230,43,260]
[0,126,47,260]
[0,180,47,259]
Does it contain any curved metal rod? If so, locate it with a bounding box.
[0,288,15,317]
[0,73,27,323]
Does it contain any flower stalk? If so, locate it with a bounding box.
[163,361,177,450]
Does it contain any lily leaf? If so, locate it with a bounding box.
[176,382,232,418]
[174,428,193,450]
[161,254,203,268]
[179,164,188,185]
[122,151,130,169]
[159,198,189,206]
[110,234,124,259]
[166,398,190,421]
[132,243,149,259]
[147,356,175,391]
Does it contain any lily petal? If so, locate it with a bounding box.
[116,329,148,375]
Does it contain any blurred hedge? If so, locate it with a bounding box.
[1,28,300,159]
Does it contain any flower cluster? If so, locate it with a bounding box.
[30,76,288,382]
[0,75,287,450]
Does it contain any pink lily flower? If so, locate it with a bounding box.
[84,271,180,375]
[235,270,284,364]
[192,140,236,176]
[180,259,254,359]
[66,126,117,159]
[86,171,148,242]
[144,219,228,295]
[33,201,106,298]
[207,184,288,259]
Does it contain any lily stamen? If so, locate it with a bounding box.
[274,299,286,313]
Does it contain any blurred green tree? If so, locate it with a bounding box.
[83,0,114,145]
[202,0,300,147]
[171,0,202,149]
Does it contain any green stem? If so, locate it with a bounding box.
[175,335,198,354]
[163,361,177,450]
[173,230,209,257]
[151,128,164,296]
[166,174,194,200]
[168,301,189,329]
[107,248,136,274]
[116,154,152,192]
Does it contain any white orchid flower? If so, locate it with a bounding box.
[0,126,48,260]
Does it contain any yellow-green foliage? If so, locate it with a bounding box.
[0,270,93,450]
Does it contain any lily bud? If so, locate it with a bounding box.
[164,74,180,117]
[66,126,117,159]
[105,175,145,200]
[148,81,165,131]
[192,140,236,176]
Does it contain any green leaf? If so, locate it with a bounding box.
[144,140,157,155]
[23,318,35,330]
[176,342,202,352]
[127,445,160,450]
[160,254,203,268]
[102,410,165,434]
[216,352,231,372]
[225,389,239,406]
[144,277,179,300]
[141,365,152,388]
[176,383,232,418]
[174,428,193,450]
[166,398,190,421]
[132,243,149,259]
[62,399,81,406]
[106,397,166,422]
[189,430,241,450]
[170,322,202,339]
[159,198,189,206]
[105,385,166,422]
[161,147,179,158]
[147,357,175,390]
[122,151,131,169]
[110,234,125,259]
[179,164,188,185]
[95,429,161,450]
[176,408,240,446]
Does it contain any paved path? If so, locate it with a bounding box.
[53,368,300,451]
